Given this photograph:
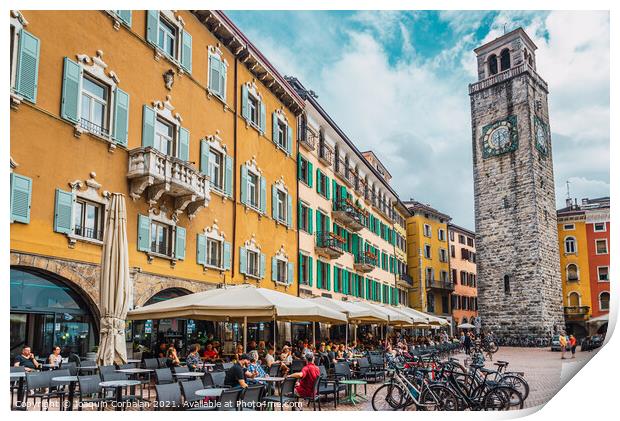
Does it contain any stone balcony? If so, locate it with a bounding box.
[425,279,455,292]
[318,146,334,166]
[332,198,367,232]
[300,130,317,151]
[354,252,377,273]
[315,231,345,259]
[398,273,414,288]
[469,63,549,95]
[127,147,210,219]
[564,306,590,319]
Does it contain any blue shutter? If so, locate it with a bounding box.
[272,185,277,219]
[175,226,186,260]
[15,30,40,103]
[116,10,132,27]
[307,208,313,234]
[224,155,233,197]
[178,127,190,161]
[181,29,192,73]
[208,55,218,93]
[60,57,81,124]
[287,193,293,229]
[272,257,277,282]
[199,140,209,175]
[287,262,294,285]
[259,176,267,214]
[141,105,156,148]
[223,241,231,270]
[240,165,248,205]
[239,247,247,274]
[53,189,74,234]
[196,234,206,265]
[219,59,227,99]
[286,125,293,155]
[112,87,130,146]
[260,253,266,279]
[272,112,278,144]
[137,214,151,251]
[308,256,313,287]
[241,84,248,120]
[146,10,159,45]
[10,173,32,224]
[259,101,266,134]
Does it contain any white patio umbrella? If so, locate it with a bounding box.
[457,322,476,329]
[96,193,131,366]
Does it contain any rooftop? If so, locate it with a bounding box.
[403,200,451,222]
[557,197,610,214]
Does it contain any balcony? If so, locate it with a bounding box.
[315,231,345,259]
[398,273,414,288]
[564,306,590,319]
[332,198,367,232]
[354,252,377,273]
[318,146,334,166]
[300,129,317,151]
[426,279,455,292]
[469,63,548,95]
[127,147,211,219]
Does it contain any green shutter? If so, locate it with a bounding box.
[317,260,322,289]
[60,57,81,123]
[308,208,313,234]
[10,173,32,224]
[219,57,227,99]
[297,155,303,181]
[199,140,209,175]
[271,185,278,219]
[343,270,349,295]
[259,176,267,214]
[307,161,313,188]
[181,29,192,73]
[146,10,159,45]
[316,169,322,195]
[137,214,150,251]
[333,267,339,293]
[223,241,231,270]
[53,188,74,234]
[175,226,186,260]
[316,211,322,234]
[287,194,293,228]
[288,262,294,285]
[112,87,130,146]
[224,155,233,197]
[178,127,190,161]
[286,125,293,155]
[325,175,331,200]
[196,234,206,265]
[15,30,40,103]
[272,257,278,282]
[260,253,266,279]
[298,202,303,230]
[141,105,156,148]
[308,256,313,287]
[326,263,331,291]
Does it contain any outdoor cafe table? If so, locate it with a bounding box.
[175,372,205,378]
[126,359,142,364]
[195,388,226,398]
[338,379,368,406]
[52,375,79,411]
[10,372,26,410]
[202,363,216,371]
[254,376,286,395]
[116,368,153,400]
[99,380,141,411]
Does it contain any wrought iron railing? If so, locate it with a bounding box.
[425,279,455,291]
[354,253,378,267]
[80,118,109,137]
[469,63,548,94]
[334,198,367,226]
[564,306,589,316]
[74,225,103,241]
[316,231,345,252]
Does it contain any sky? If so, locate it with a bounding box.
[226,10,610,230]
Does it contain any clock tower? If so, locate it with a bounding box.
[469,28,564,339]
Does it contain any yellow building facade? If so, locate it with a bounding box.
[9,10,302,359]
[404,201,452,319]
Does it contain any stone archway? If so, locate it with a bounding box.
[131,271,214,308]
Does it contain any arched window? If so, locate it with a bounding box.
[599,292,610,311]
[568,292,580,307]
[500,48,511,71]
[488,54,498,75]
[503,274,511,294]
[564,237,577,254]
[566,264,579,281]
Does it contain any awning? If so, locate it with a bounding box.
[457,323,476,329]
[587,314,609,324]
[351,301,414,326]
[127,284,347,324]
[309,297,389,323]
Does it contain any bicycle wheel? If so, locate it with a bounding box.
[419,384,459,411]
[482,386,523,411]
[500,374,529,401]
[372,383,406,411]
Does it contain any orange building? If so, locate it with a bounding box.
[583,198,610,327]
[448,224,477,331]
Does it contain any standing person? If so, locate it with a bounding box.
[464,332,472,355]
[559,334,567,359]
[288,354,320,399]
[224,354,250,390]
[569,335,577,359]
[48,346,63,368]
[14,345,40,371]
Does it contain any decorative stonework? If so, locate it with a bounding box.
[153,95,182,124]
[243,235,262,253]
[64,172,111,247]
[163,69,175,90]
[203,220,226,241]
[205,131,228,154]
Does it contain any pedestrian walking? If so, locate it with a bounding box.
[464,332,472,355]
[559,334,567,359]
[569,335,577,358]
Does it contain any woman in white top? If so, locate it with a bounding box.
[48,346,62,367]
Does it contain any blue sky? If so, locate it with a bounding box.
[227,10,610,229]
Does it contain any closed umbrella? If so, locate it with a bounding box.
[457,323,476,329]
[96,194,130,366]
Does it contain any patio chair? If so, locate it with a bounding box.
[143,358,159,370]
[180,379,215,411]
[302,373,323,411]
[10,366,26,409]
[268,364,281,377]
[290,359,305,373]
[218,388,241,411]
[207,371,227,388]
[77,375,105,411]
[222,362,234,371]
[98,365,117,377]
[118,363,135,370]
[157,357,169,368]
[61,362,78,376]
[317,365,344,408]
[155,383,182,410]
[78,359,97,375]
[49,368,72,409]
[25,371,57,411]
[240,384,264,411]
[263,377,298,411]
[154,368,174,385]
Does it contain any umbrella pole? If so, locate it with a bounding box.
[312,322,315,346]
[243,316,247,352]
[353,324,357,343]
[273,316,276,349]
[345,323,349,346]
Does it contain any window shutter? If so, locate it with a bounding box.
[260,253,266,279]
[297,155,302,181]
[297,202,302,230]
[239,247,247,274]
[146,10,159,45]
[307,162,313,188]
[175,226,186,260]
[307,208,313,234]
[53,188,74,234]
[316,260,322,289]
[10,173,32,224]
[199,140,209,175]
[308,256,313,286]
[271,257,277,282]
[241,84,248,120]
[333,268,338,293]
[181,29,192,73]
[141,105,156,148]
[208,55,219,93]
[315,211,322,234]
[219,59,226,99]
[326,264,331,291]
[112,87,130,146]
[259,102,266,134]
[178,127,190,161]
[223,241,231,270]
[325,175,331,200]
[240,165,248,205]
[272,112,278,144]
[60,57,81,124]
[271,185,277,219]
[287,194,293,229]
[137,214,150,251]
[224,155,233,197]
[343,270,349,295]
[15,30,40,103]
[117,10,132,26]
[259,176,267,214]
[196,234,206,265]
[316,169,322,195]
[286,125,293,155]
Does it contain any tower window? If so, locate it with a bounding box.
[503,274,511,294]
[500,48,511,71]
[564,237,577,254]
[488,54,498,75]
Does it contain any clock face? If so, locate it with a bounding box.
[534,117,549,156]
[481,116,519,158]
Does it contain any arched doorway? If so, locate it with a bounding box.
[10,267,98,361]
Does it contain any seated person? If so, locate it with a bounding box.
[167,344,181,366]
[289,354,320,399]
[48,346,63,368]
[264,346,277,367]
[233,344,244,362]
[245,351,267,384]
[14,345,40,371]
[203,343,219,361]
[279,346,292,375]
[186,343,202,371]
[224,353,250,389]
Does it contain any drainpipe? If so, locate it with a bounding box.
[231,55,239,280]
